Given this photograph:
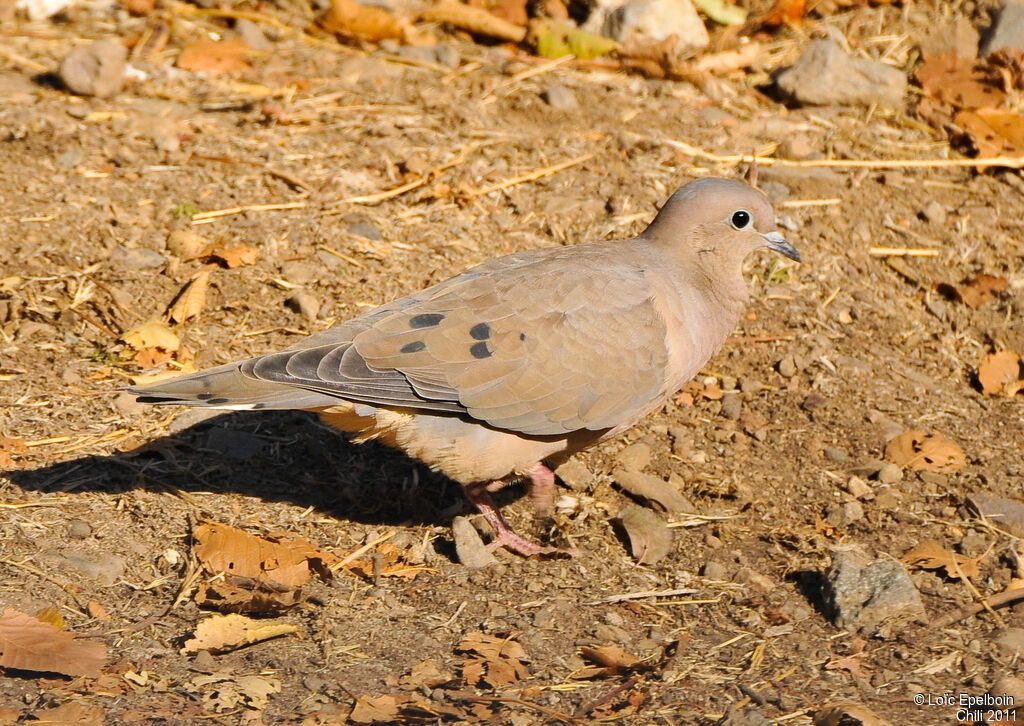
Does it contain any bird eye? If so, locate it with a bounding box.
[729,210,752,230]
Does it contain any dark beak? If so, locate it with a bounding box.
[762,231,800,262]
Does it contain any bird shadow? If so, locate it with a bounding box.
[5,410,510,532]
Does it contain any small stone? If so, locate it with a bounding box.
[775,38,907,108]
[994,628,1024,659]
[347,221,381,240]
[989,675,1024,709]
[59,38,127,98]
[982,0,1024,55]
[192,649,216,670]
[701,561,728,579]
[876,463,903,484]
[286,290,321,321]
[60,551,127,585]
[842,500,864,522]
[720,392,742,420]
[113,391,147,418]
[704,533,723,548]
[613,468,690,513]
[801,393,827,411]
[733,567,775,592]
[166,230,208,258]
[109,245,165,270]
[541,84,578,111]
[452,516,498,568]
[67,519,92,539]
[823,550,925,638]
[777,355,797,378]
[922,200,947,226]
[555,459,591,491]
[617,441,652,471]
[433,43,460,68]
[778,135,818,160]
[281,261,318,285]
[669,427,693,457]
[235,19,272,50]
[845,476,872,499]
[739,378,763,394]
[823,446,847,462]
[602,0,709,50]
[874,486,901,510]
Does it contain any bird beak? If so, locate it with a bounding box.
[762,231,800,262]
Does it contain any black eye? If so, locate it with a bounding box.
[729,210,752,230]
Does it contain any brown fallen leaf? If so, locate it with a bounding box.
[884,430,966,473]
[901,540,982,579]
[180,613,298,654]
[133,346,174,369]
[0,608,107,677]
[815,702,893,726]
[399,660,455,689]
[457,632,529,687]
[0,436,27,469]
[420,0,526,43]
[349,695,399,724]
[824,652,871,678]
[195,581,306,615]
[29,702,105,726]
[936,273,1008,308]
[572,645,652,679]
[978,350,1024,396]
[957,108,1024,158]
[193,521,336,589]
[320,0,424,43]
[177,38,252,73]
[617,504,673,565]
[120,318,180,352]
[167,267,212,324]
[200,243,260,269]
[915,53,1006,110]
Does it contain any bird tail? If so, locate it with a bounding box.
[128,361,336,410]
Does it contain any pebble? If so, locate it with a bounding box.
[739,378,763,394]
[876,462,903,484]
[922,200,947,226]
[602,0,709,50]
[701,561,728,580]
[801,393,827,411]
[617,441,652,471]
[823,446,847,462]
[286,290,321,321]
[166,230,207,258]
[55,550,127,586]
[67,519,93,539]
[982,0,1024,55]
[777,355,797,378]
[555,459,592,491]
[59,38,127,98]
[994,628,1024,659]
[235,19,272,50]
[733,567,775,592]
[452,516,497,568]
[541,84,578,111]
[775,39,907,108]
[347,221,381,240]
[280,260,318,285]
[113,390,147,418]
[845,476,872,499]
[720,392,742,420]
[433,43,460,69]
[823,550,925,638]
[109,245,165,270]
[989,675,1024,708]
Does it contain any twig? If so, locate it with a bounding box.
[869,246,940,257]
[0,44,48,73]
[190,202,307,223]
[777,198,841,208]
[725,334,796,344]
[482,54,576,100]
[587,587,698,605]
[573,676,639,719]
[66,306,119,338]
[661,137,1024,170]
[452,693,582,724]
[931,587,1024,629]
[466,153,594,198]
[331,530,396,572]
[332,177,429,205]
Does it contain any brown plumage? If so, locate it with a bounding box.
[131,177,799,555]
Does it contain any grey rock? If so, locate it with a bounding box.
[617,504,673,564]
[776,39,907,108]
[66,519,93,539]
[347,221,381,240]
[823,446,847,462]
[777,355,797,378]
[109,245,165,270]
[876,462,903,484]
[235,19,272,50]
[286,290,321,321]
[280,260,318,285]
[555,459,592,491]
[434,43,461,68]
[452,516,498,568]
[982,0,1024,55]
[44,549,126,585]
[613,468,690,513]
[994,628,1024,659]
[721,392,742,420]
[701,561,728,579]
[602,0,709,50]
[989,675,1024,708]
[541,84,579,111]
[969,493,1024,538]
[617,441,652,471]
[823,550,925,638]
[922,200,947,225]
[59,38,127,98]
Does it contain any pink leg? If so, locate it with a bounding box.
[464,483,557,556]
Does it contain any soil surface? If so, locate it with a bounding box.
[2,2,1024,724]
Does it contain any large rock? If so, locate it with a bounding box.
[592,0,709,51]
[982,0,1024,56]
[822,550,925,638]
[775,39,907,108]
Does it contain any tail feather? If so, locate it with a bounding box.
[128,361,338,410]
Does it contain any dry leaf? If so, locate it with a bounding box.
[195,581,306,615]
[957,108,1024,158]
[349,695,399,724]
[177,38,252,73]
[188,672,281,711]
[978,351,1024,396]
[752,0,806,27]
[120,318,180,352]
[916,53,1005,109]
[34,606,63,629]
[613,468,690,513]
[133,346,174,369]
[815,702,893,726]
[320,0,412,42]
[168,268,211,324]
[457,632,529,687]
[0,608,107,677]
[399,660,454,689]
[193,522,336,588]
[901,540,982,579]
[29,702,105,726]
[201,243,260,269]
[181,613,298,654]
[884,430,966,473]
[420,0,526,43]
[617,504,673,564]
[572,645,651,679]
[937,273,1008,308]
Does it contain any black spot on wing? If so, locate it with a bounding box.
[198,393,214,400]
[520,332,526,341]
[409,313,445,328]
[207,398,229,405]
[470,342,492,359]
[469,322,491,340]
[401,340,426,353]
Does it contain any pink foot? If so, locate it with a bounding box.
[464,474,570,557]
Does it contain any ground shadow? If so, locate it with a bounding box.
[5,410,523,530]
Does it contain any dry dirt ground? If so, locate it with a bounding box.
[3,2,1024,724]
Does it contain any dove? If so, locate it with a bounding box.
[130,177,799,556]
